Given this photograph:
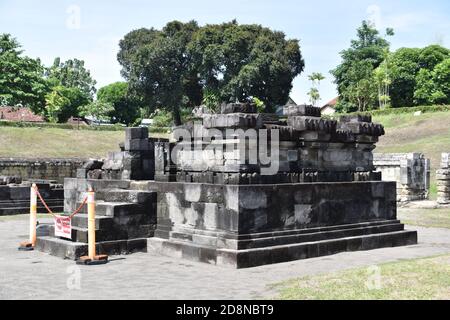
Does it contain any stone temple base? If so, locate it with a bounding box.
[148,222,417,268]
[149,181,418,268]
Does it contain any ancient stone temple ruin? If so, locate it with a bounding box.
[36,103,417,268]
[373,153,430,202]
[437,153,450,205]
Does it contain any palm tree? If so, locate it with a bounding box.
[307,88,320,106]
[307,72,325,106]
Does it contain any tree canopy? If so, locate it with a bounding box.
[0,34,49,112]
[331,21,392,111]
[97,82,140,125]
[117,20,304,124]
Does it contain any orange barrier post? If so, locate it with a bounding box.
[77,187,108,265]
[18,183,38,251]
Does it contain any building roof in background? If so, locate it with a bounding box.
[0,106,45,122]
[321,97,338,110]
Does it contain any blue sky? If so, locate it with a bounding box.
[1,0,449,105]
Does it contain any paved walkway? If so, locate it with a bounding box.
[1,215,450,300]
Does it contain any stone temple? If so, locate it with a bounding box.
[36,103,417,268]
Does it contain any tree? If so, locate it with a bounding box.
[307,88,320,106]
[388,47,421,107]
[79,100,115,123]
[189,21,304,111]
[46,57,97,100]
[414,58,450,105]
[0,34,49,112]
[97,82,140,125]
[342,60,377,111]
[331,21,393,110]
[418,45,450,70]
[44,85,89,123]
[308,72,325,88]
[373,49,391,109]
[307,72,325,106]
[118,21,201,125]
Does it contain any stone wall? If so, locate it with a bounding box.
[0,158,86,183]
[437,153,450,204]
[0,179,63,215]
[373,153,430,202]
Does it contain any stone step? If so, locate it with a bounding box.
[0,205,64,216]
[100,189,157,204]
[70,214,114,229]
[148,229,418,268]
[168,222,406,249]
[96,201,144,217]
[36,236,147,260]
[71,226,126,243]
[235,223,406,249]
[0,199,63,208]
[73,200,143,217]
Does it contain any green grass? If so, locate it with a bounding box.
[271,254,450,300]
[398,207,450,229]
[374,111,450,200]
[0,126,168,158]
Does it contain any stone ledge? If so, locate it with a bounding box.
[148,229,417,268]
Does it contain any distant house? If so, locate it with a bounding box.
[275,96,298,115]
[321,97,338,115]
[0,106,45,122]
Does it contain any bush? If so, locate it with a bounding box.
[334,104,450,117]
[0,120,125,131]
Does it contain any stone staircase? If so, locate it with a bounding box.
[36,187,157,260]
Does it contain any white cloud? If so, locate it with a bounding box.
[366,4,434,32]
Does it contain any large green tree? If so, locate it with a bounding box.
[331,21,393,110]
[188,21,304,111]
[118,20,304,124]
[0,34,49,112]
[97,82,140,125]
[388,48,421,107]
[414,57,450,105]
[389,45,449,107]
[44,85,89,123]
[118,21,201,125]
[46,57,97,100]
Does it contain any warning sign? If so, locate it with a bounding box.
[54,215,72,239]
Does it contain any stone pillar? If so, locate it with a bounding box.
[437,153,450,204]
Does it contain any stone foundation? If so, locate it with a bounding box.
[0,177,63,215]
[148,180,417,268]
[373,153,430,202]
[0,158,86,183]
[437,153,450,204]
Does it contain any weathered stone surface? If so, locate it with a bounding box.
[220,102,257,114]
[283,104,321,117]
[339,114,372,123]
[125,127,148,140]
[287,116,336,133]
[0,158,86,183]
[374,153,430,202]
[203,113,263,129]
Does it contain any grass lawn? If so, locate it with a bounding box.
[374,111,450,200]
[398,207,450,229]
[0,126,168,158]
[271,254,450,300]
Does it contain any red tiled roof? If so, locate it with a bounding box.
[321,97,338,109]
[0,106,45,122]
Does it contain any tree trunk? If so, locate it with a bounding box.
[172,107,182,126]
